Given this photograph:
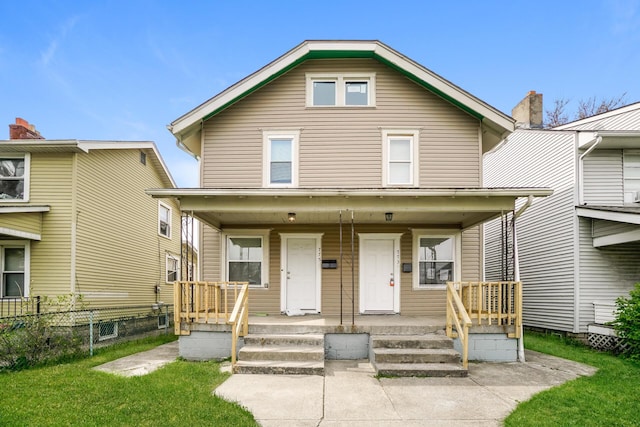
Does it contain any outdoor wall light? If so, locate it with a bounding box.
[288,212,296,223]
[385,212,393,222]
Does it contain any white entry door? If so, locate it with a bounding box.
[281,235,322,314]
[359,234,401,313]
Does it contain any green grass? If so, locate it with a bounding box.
[505,332,640,427]
[0,335,257,426]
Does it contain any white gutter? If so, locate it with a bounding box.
[513,195,533,363]
[578,134,602,205]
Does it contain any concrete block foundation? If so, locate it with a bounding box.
[325,333,369,360]
[179,331,238,361]
[453,333,518,362]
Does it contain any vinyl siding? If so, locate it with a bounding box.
[75,149,180,308]
[0,212,43,236]
[583,149,624,206]
[592,219,640,238]
[27,153,74,298]
[201,59,481,189]
[484,130,577,331]
[578,217,640,332]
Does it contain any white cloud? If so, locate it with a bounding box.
[40,15,80,66]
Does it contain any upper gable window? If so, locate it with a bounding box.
[382,129,419,187]
[307,73,375,107]
[263,130,299,187]
[0,154,29,201]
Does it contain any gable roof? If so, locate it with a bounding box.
[555,101,640,131]
[0,139,176,188]
[168,40,514,158]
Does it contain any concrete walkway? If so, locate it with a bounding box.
[94,343,596,426]
[214,351,596,427]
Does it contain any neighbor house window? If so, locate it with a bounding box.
[412,231,459,289]
[1,244,28,298]
[224,230,270,287]
[0,154,29,201]
[306,73,375,107]
[382,130,419,186]
[624,150,640,203]
[166,254,179,283]
[263,131,299,187]
[158,202,171,238]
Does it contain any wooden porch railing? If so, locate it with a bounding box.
[173,281,249,336]
[228,284,249,366]
[446,281,523,368]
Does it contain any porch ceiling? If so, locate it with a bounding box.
[147,188,552,230]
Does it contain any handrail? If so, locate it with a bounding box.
[228,283,249,366]
[446,282,472,369]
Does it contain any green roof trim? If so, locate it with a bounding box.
[202,49,484,123]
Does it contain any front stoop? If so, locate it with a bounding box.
[233,334,325,375]
[371,334,468,377]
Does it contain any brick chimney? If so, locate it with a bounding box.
[9,117,45,140]
[512,91,543,129]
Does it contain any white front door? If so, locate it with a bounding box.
[281,234,322,313]
[359,234,401,313]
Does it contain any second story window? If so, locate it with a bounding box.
[307,73,375,107]
[263,130,299,187]
[382,129,419,187]
[158,202,172,238]
[624,150,640,203]
[0,154,29,201]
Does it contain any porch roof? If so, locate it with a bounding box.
[147,187,552,230]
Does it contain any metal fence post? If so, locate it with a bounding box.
[89,310,94,356]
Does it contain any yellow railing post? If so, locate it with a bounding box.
[446,282,472,369]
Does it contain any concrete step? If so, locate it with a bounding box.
[234,360,325,375]
[373,348,461,364]
[239,345,325,362]
[371,334,453,349]
[243,333,324,346]
[374,362,468,377]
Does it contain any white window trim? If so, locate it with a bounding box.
[262,130,299,188]
[221,229,270,288]
[0,152,30,203]
[158,201,172,239]
[166,253,179,284]
[306,73,376,107]
[623,149,640,203]
[382,129,420,187]
[1,241,30,299]
[411,229,461,290]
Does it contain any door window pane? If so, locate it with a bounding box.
[313,81,336,105]
[345,81,368,105]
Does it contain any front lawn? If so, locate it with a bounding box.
[0,335,257,426]
[505,332,640,427]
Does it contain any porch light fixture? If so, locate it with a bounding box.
[385,212,393,222]
[288,212,296,223]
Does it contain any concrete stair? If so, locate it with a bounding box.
[233,334,325,375]
[371,334,467,377]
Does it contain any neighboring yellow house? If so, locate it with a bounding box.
[0,119,181,316]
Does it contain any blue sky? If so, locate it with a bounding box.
[1,0,639,187]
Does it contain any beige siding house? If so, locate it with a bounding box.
[0,119,180,314]
[150,41,550,322]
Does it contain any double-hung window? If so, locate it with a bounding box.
[224,230,270,287]
[158,202,172,238]
[382,130,419,186]
[307,73,375,107]
[166,254,179,283]
[263,131,299,187]
[0,154,29,201]
[623,150,640,203]
[1,244,28,298]
[412,231,459,289]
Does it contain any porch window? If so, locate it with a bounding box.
[382,130,419,186]
[158,202,171,238]
[412,231,459,289]
[623,150,640,203]
[224,230,270,287]
[0,154,29,201]
[1,245,27,298]
[306,73,375,107]
[263,131,299,187]
[166,253,179,283]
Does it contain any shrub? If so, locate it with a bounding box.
[613,283,640,361]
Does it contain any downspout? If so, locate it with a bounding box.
[578,134,602,205]
[513,195,533,362]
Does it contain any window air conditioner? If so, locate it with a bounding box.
[634,192,640,203]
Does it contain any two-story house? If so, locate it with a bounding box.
[485,93,640,342]
[150,41,551,372]
[0,118,181,332]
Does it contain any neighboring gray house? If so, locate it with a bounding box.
[484,93,640,336]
